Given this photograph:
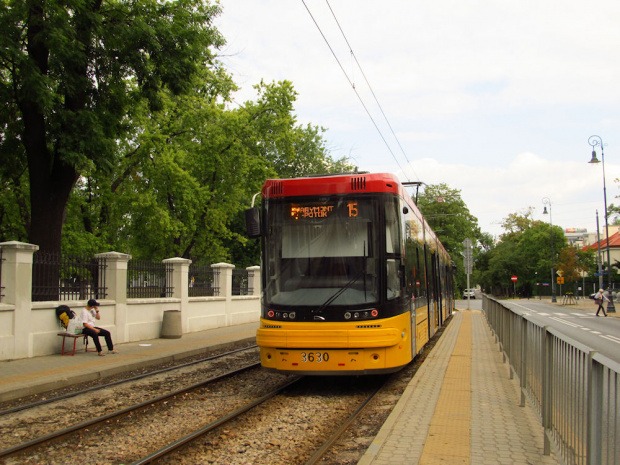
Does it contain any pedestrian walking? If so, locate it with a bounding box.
[594,289,608,317]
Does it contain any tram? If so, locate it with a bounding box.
[246,172,454,375]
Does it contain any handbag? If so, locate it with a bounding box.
[66,316,83,334]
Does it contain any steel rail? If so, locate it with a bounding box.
[304,379,387,465]
[0,344,258,416]
[0,362,261,460]
[131,377,303,464]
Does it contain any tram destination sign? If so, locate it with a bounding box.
[289,202,359,220]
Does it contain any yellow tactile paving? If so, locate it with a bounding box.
[418,311,472,465]
[356,308,560,465]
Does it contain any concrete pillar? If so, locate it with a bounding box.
[163,257,192,300]
[163,257,192,334]
[0,241,39,358]
[95,252,131,343]
[211,263,235,324]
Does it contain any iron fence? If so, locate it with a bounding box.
[127,259,173,298]
[483,295,619,465]
[188,264,219,297]
[31,252,107,302]
[0,248,4,303]
[232,268,252,296]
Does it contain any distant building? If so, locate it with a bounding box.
[564,228,590,247]
[582,229,620,272]
[566,225,620,249]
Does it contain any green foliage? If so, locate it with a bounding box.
[474,209,599,296]
[415,183,483,291]
[1,0,352,267]
[1,0,226,254]
[61,77,350,265]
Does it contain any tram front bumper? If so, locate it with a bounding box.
[256,327,402,349]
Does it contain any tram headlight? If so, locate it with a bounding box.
[344,312,352,320]
[354,312,360,319]
[289,312,296,320]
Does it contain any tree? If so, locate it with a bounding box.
[500,208,535,236]
[415,183,482,290]
[476,210,570,297]
[61,78,353,265]
[1,0,225,255]
[556,247,586,287]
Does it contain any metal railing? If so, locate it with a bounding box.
[188,264,219,297]
[483,295,619,465]
[31,252,107,302]
[232,268,252,296]
[127,259,173,298]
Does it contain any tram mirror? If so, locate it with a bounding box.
[245,207,261,239]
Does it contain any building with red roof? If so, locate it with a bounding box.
[583,230,620,275]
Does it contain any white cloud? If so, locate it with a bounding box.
[215,0,620,238]
[401,153,620,238]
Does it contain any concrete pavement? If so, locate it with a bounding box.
[358,308,560,465]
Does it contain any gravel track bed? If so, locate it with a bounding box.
[1,318,450,464]
[3,365,292,464]
[161,376,385,465]
[0,340,258,414]
[0,345,260,452]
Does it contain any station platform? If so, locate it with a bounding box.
[0,309,561,464]
[357,307,560,465]
[0,322,260,403]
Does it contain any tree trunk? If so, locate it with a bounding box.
[29,160,76,253]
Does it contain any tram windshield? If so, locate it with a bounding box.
[264,197,379,307]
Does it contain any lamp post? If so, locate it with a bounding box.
[588,135,615,313]
[595,210,603,290]
[542,197,557,303]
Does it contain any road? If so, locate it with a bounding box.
[457,296,620,364]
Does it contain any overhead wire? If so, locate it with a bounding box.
[300,0,414,179]
[323,0,418,182]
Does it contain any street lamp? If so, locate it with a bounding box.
[588,135,615,313]
[542,197,557,303]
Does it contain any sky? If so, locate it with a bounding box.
[214,0,620,239]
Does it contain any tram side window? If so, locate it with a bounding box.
[386,199,401,300]
[403,238,416,298]
[402,206,426,300]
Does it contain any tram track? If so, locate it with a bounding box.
[133,375,389,464]
[0,343,258,417]
[0,362,267,461]
[1,367,386,465]
[132,376,303,464]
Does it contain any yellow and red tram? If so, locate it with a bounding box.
[247,172,454,375]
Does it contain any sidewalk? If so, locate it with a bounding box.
[552,296,619,316]
[358,308,560,465]
[0,322,260,403]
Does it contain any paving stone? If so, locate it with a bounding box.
[357,310,561,465]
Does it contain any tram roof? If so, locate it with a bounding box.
[261,172,451,262]
[261,172,403,198]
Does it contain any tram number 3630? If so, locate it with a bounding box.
[301,352,330,363]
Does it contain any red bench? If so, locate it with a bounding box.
[57,332,94,355]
